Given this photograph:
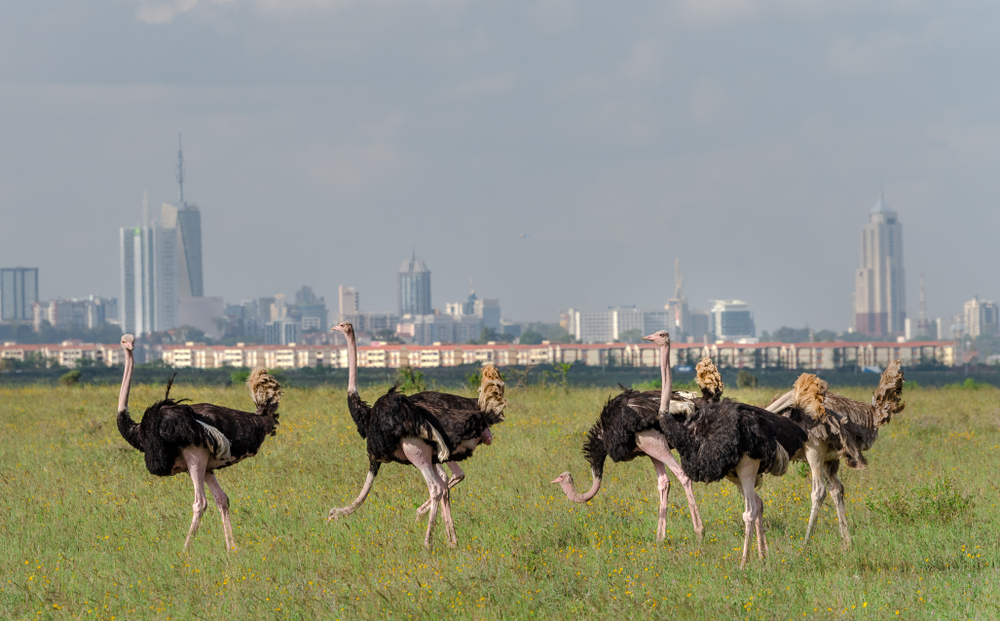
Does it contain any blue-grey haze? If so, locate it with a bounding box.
[1,0,998,332]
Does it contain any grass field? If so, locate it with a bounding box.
[2,381,1000,620]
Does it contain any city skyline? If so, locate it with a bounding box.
[3,2,1000,332]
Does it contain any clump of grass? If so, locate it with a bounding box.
[865,477,973,523]
[58,369,81,386]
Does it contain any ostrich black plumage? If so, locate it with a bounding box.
[327,321,506,548]
[551,339,710,541]
[643,330,808,568]
[116,334,282,552]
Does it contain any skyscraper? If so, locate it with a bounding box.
[161,203,203,298]
[853,192,907,337]
[0,267,38,321]
[398,252,431,316]
[119,225,158,335]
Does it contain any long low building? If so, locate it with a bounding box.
[0,341,962,370]
[1,339,959,371]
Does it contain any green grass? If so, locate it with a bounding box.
[2,383,1000,620]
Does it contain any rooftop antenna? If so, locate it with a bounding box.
[919,273,927,321]
[674,258,684,299]
[177,133,185,207]
[469,277,474,293]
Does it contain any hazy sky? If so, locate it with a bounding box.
[2,0,998,331]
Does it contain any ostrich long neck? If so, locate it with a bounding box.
[657,341,672,415]
[346,329,358,395]
[116,348,142,451]
[118,348,134,414]
[562,475,601,503]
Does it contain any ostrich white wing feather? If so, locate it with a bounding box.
[197,420,232,461]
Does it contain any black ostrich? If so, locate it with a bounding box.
[327,321,506,548]
[551,339,715,541]
[116,334,282,552]
[643,330,809,568]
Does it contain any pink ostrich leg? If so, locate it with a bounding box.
[416,461,466,518]
[205,472,235,552]
[733,456,764,569]
[635,430,705,541]
[181,447,211,551]
[401,438,456,548]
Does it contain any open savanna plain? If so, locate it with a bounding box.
[2,381,1000,620]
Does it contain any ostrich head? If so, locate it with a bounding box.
[121,334,135,352]
[331,321,354,336]
[642,330,670,346]
[550,472,573,486]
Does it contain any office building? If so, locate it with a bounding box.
[1,267,38,321]
[964,296,999,339]
[710,300,755,341]
[853,193,906,336]
[398,253,431,316]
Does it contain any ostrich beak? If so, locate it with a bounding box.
[550,476,562,484]
[642,334,655,342]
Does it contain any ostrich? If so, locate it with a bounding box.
[643,331,809,568]
[327,321,506,548]
[765,362,904,547]
[116,334,282,552]
[549,343,722,541]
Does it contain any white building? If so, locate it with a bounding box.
[710,300,755,342]
[964,296,999,339]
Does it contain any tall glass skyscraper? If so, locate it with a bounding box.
[398,253,431,316]
[161,203,203,298]
[853,193,906,337]
[0,267,39,321]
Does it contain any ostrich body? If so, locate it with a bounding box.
[765,362,904,546]
[328,321,506,548]
[116,334,282,551]
[644,331,808,568]
[551,340,712,541]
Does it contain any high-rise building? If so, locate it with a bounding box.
[710,300,755,341]
[161,203,203,299]
[338,286,359,319]
[398,252,431,316]
[964,296,999,339]
[853,193,906,337]
[119,225,158,335]
[1,267,38,321]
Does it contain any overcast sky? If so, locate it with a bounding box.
[2,0,998,331]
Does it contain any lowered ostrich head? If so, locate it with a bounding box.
[551,471,601,503]
[331,321,354,336]
[641,330,670,346]
[121,334,135,352]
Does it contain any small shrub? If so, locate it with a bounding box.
[396,366,426,393]
[736,369,758,388]
[59,369,82,386]
[865,477,973,523]
[465,369,481,391]
[231,370,250,386]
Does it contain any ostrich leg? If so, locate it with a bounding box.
[635,430,704,540]
[401,439,456,548]
[650,458,671,543]
[803,444,829,544]
[416,462,466,518]
[182,447,211,551]
[415,464,449,521]
[754,494,769,558]
[328,457,381,522]
[205,472,235,552]
[825,460,852,548]
[735,456,763,569]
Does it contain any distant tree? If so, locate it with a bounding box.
[770,327,812,343]
[616,328,643,344]
[59,369,82,386]
[813,330,837,342]
[375,329,404,344]
[519,330,544,345]
[736,369,758,388]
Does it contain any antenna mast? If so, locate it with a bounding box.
[177,133,185,206]
[919,273,927,321]
[674,258,684,299]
